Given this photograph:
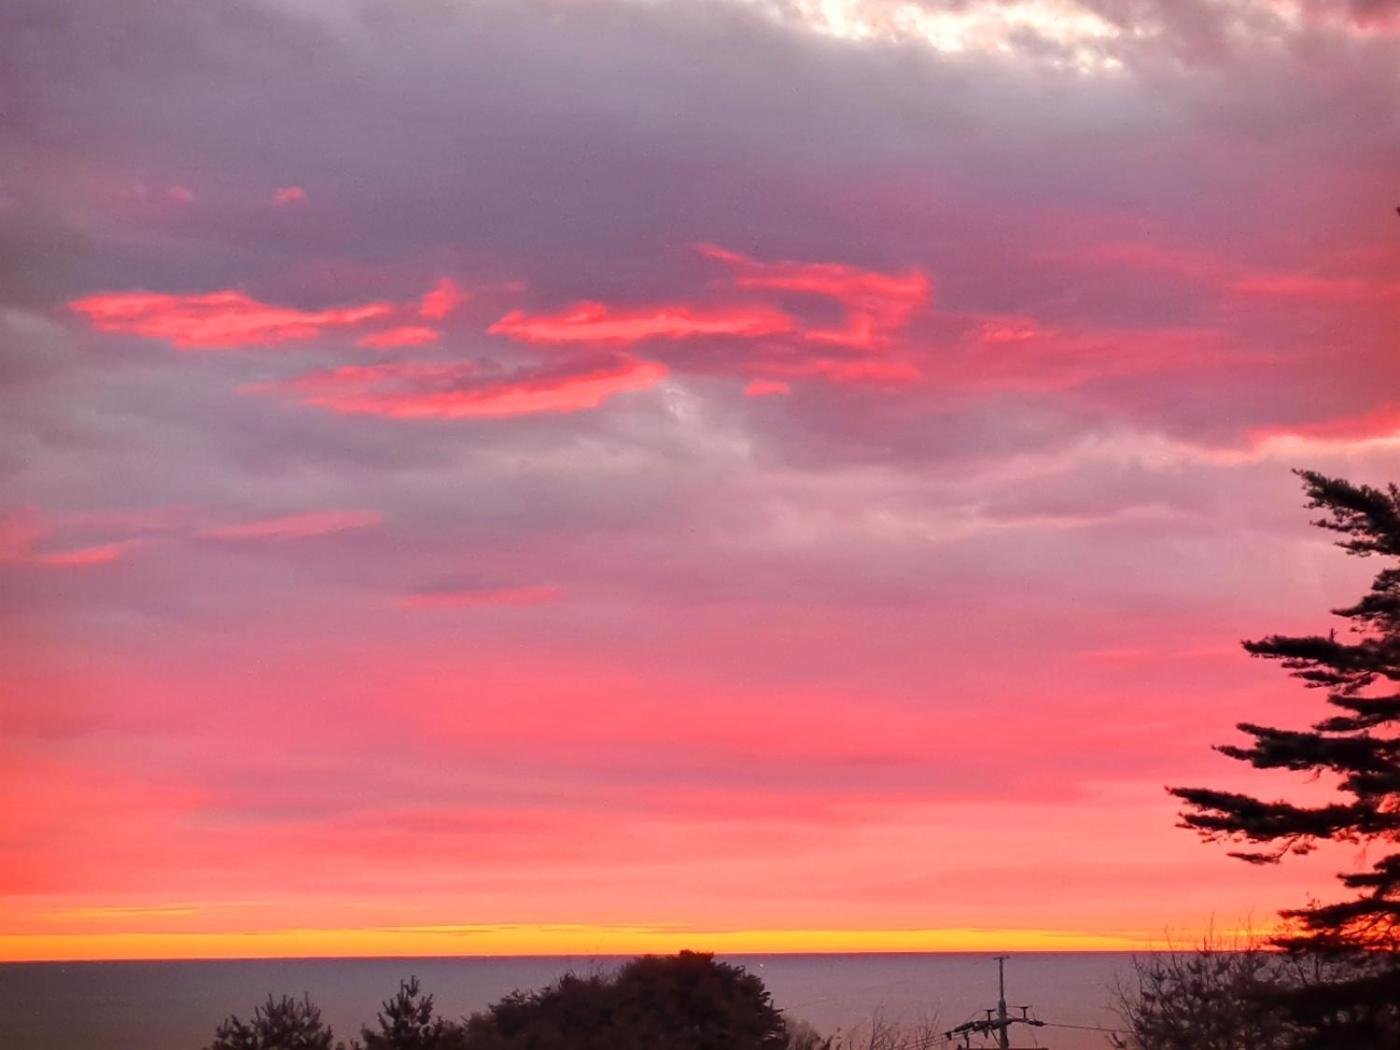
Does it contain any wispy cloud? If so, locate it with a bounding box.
[260,354,666,419]
[198,511,384,541]
[356,325,442,350]
[697,243,931,349]
[30,540,142,568]
[272,185,307,206]
[70,290,395,349]
[400,584,562,609]
[489,301,796,345]
[419,277,468,320]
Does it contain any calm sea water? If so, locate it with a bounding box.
[0,952,1138,1050]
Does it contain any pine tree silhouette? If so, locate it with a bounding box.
[1171,470,1400,1047]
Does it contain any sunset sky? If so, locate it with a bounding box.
[3,0,1400,962]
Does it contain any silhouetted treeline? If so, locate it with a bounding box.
[209,943,1400,1050]
[207,951,792,1050]
[203,951,950,1050]
[1113,936,1400,1050]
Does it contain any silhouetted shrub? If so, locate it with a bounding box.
[206,994,343,1050]
[1112,937,1400,1050]
[203,955,843,1050]
[1112,940,1294,1050]
[357,977,467,1050]
[794,1013,943,1050]
[460,950,789,1050]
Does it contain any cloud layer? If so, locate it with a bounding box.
[2,0,1399,959]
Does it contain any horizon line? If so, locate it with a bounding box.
[0,922,1267,964]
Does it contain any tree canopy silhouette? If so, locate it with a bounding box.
[358,978,467,1050]
[1112,938,1296,1050]
[201,955,795,1050]
[459,950,789,1050]
[200,957,956,1050]
[206,994,341,1050]
[1170,470,1400,1045]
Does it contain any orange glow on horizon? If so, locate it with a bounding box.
[0,923,1215,963]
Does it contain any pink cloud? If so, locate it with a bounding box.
[1308,0,1400,31]
[419,277,468,320]
[697,243,931,349]
[30,541,141,568]
[356,326,442,350]
[479,246,934,395]
[1057,238,1400,311]
[198,510,383,541]
[750,356,922,386]
[401,585,562,609]
[744,379,791,398]
[0,510,144,569]
[272,185,306,206]
[70,290,396,349]
[490,248,930,356]
[261,353,666,419]
[489,301,796,345]
[920,316,1238,394]
[1228,273,1400,303]
[974,317,1042,344]
[166,186,196,203]
[1243,403,1400,447]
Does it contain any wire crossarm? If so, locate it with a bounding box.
[942,957,1049,1049]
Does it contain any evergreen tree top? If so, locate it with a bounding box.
[1169,469,1400,1042]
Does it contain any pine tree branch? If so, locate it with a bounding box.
[1296,470,1400,557]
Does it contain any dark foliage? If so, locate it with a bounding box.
[356,977,468,1050]
[1112,940,1295,1050]
[792,1014,942,1050]
[206,994,343,1050]
[1113,940,1398,1050]
[459,950,790,1050]
[1169,470,1400,1045]
[201,957,927,1050]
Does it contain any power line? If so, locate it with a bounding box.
[1040,1021,1131,1035]
[943,957,1046,1049]
[938,958,1136,1048]
[822,959,1136,1050]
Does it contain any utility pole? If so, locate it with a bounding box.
[944,957,1046,1049]
[995,955,1010,1050]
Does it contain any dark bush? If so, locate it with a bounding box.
[206,994,342,1050]
[460,950,789,1050]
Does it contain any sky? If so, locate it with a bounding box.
[2,0,1400,962]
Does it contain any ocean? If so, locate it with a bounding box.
[1,952,1139,1049]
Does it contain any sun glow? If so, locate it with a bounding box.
[0,924,1174,963]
